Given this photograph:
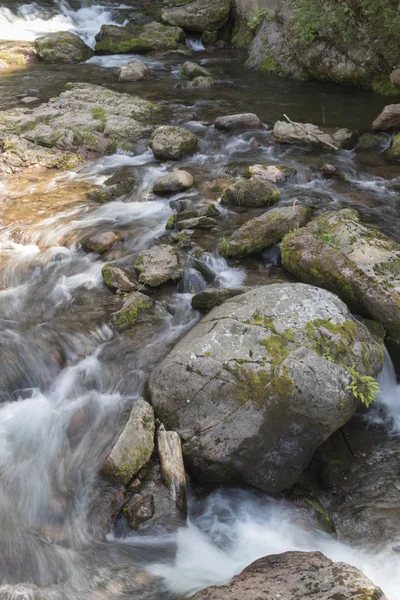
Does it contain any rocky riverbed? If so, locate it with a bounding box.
[0,1,399,600]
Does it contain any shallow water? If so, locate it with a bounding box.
[1,1,400,598]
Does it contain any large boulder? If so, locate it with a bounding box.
[220,205,311,258]
[149,126,198,161]
[215,113,263,132]
[118,59,150,82]
[281,209,400,342]
[101,397,155,485]
[147,283,383,492]
[273,121,356,149]
[192,552,386,600]
[373,104,400,131]
[95,22,185,54]
[220,177,280,208]
[35,32,94,64]
[162,0,231,33]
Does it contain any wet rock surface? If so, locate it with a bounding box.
[34,32,94,64]
[220,177,280,207]
[95,21,186,54]
[161,0,231,33]
[192,551,387,600]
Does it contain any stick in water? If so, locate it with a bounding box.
[283,113,339,151]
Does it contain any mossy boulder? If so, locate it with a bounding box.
[35,32,94,64]
[102,265,137,293]
[95,21,185,54]
[135,244,182,287]
[387,133,400,160]
[181,61,212,80]
[220,177,280,208]
[281,208,400,342]
[177,216,217,230]
[192,552,386,600]
[161,0,230,33]
[220,205,311,258]
[202,30,218,44]
[112,292,160,331]
[147,283,382,492]
[189,76,215,88]
[101,397,155,485]
[149,126,198,161]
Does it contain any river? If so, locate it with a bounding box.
[0,1,399,599]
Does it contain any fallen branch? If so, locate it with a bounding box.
[283,113,339,151]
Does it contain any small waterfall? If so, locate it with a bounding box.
[369,346,400,433]
[0,0,124,47]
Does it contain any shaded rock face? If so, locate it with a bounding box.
[273,120,356,149]
[0,83,161,173]
[34,32,94,64]
[192,551,387,600]
[215,113,263,132]
[162,0,231,33]
[95,21,185,54]
[221,205,311,257]
[220,177,280,208]
[373,104,400,131]
[147,283,383,492]
[281,209,400,342]
[191,287,248,312]
[101,397,155,485]
[149,126,198,161]
[118,58,150,82]
[243,0,400,94]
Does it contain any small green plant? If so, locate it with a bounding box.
[247,9,273,30]
[346,366,380,408]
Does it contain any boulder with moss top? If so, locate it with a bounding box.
[221,205,311,258]
[181,61,212,80]
[95,21,185,54]
[102,265,137,293]
[192,551,386,600]
[221,177,280,208]
[161,0,230,33]
[147,283,383,492]
[281,209,400,342]
[135,244,182,287]
[112,292,163,331]
[101,397,155,485]
[35,32,94,64]
[189,76,215,88]
[149,126,198,161]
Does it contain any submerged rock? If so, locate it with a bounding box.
[220,205,311,258]
[81,231,121,254]
[149,126,198,161]
[35,32,94,64]
[247,164,297,183]
[118,58,150,82]
[101,397,155,485]
[181,61,212,80]
[153,170,194,194]
[189,76,215,88]
[220,177,280,208]
[273,121,356,149]
[147,283,383,492]
[90,166,139,203]
[135,244,182,287]
[215,113,263,132]
[281,209,400,341]
[95,21,185,54]
[192,551,386,600]
[161,0,231,33]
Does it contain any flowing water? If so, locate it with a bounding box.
[1,1,400,598]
